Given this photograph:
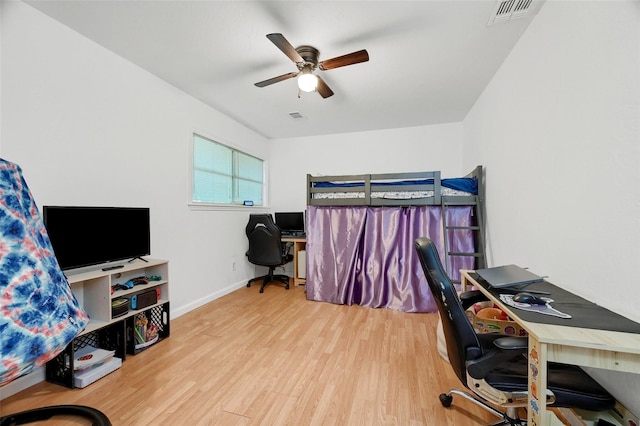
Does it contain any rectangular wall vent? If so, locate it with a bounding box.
[488,0,535,25]
[289,112,306,120]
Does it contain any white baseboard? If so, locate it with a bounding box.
[0,367,45,400]
[171,279,247,319]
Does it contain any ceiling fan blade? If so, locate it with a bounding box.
[266,33,304,63]
[254,72,298,88]
[316,76,334,98]
[319,49,369,71]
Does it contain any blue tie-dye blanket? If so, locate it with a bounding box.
[0,159,88,385]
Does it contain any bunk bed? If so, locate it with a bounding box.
[305,165,485,313]
[307,169,479,207]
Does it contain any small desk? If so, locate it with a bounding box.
[281,236,306,286]
[461,270,640,425]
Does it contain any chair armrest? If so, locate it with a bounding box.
[459,290,488,310]
[493,336,528,351]
[282,241,293,255]
[466,336,529,379]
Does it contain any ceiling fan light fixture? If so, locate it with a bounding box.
[255,33,368,98]
[298,72,318,93]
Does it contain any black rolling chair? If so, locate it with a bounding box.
[414,237,615,426]
[245,214,293,293]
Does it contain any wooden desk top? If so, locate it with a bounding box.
[462,270,640,358]
[281,236,306,243]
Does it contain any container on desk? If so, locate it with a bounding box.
[466,304,528,336]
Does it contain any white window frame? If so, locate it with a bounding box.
[189,131,268,210]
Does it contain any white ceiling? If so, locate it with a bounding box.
[25,0,543,139]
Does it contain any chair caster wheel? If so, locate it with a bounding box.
[285,284,290,290]
[247,283,251,288]
[259,288,264,293]
[439,393,453,407]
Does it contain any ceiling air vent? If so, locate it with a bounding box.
[289,112,306,120]
[488,0,535,25]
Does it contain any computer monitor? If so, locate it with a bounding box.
[275,212,305,235]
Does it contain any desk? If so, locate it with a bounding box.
[461,270,640,425]
[281,237,306,286]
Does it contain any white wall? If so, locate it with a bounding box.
[1,1,269,320]
[0,2,3,154]
[269,123,464,212]
[463,0,640,413]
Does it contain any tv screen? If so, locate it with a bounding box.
[43,206,150,271]
[274,212,305,233]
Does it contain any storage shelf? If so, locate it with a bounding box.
[126,302,170,355]
[47,258,170,388]
[125,299,169,318]
[111,280,168,299]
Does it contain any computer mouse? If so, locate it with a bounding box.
[513,292,547,305]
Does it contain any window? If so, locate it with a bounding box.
[192,133,264,206]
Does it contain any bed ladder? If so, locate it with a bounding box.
[441,195,486,284]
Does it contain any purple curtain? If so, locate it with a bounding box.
[305,205,475,313]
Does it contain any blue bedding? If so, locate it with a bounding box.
[0,159,88,384]
[313,177,478,195]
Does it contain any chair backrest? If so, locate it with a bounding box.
[414,237,482,385]
[246,214,285,267]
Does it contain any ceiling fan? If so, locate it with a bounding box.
[254,33,369,98]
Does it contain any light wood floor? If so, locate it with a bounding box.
[1,284,500,425]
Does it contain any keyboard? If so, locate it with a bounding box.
[282,232,305,238]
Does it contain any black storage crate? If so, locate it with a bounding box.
[126,302,170,355]
[45,321,125,388]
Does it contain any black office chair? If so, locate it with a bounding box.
[245,214,294,293]
[414,237,615,426]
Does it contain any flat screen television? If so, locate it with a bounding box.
[43,206,150,271]
[274,212,305,235]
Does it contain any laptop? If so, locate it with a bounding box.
[475,264,543,289]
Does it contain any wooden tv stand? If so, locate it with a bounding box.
[46,258,170,388]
